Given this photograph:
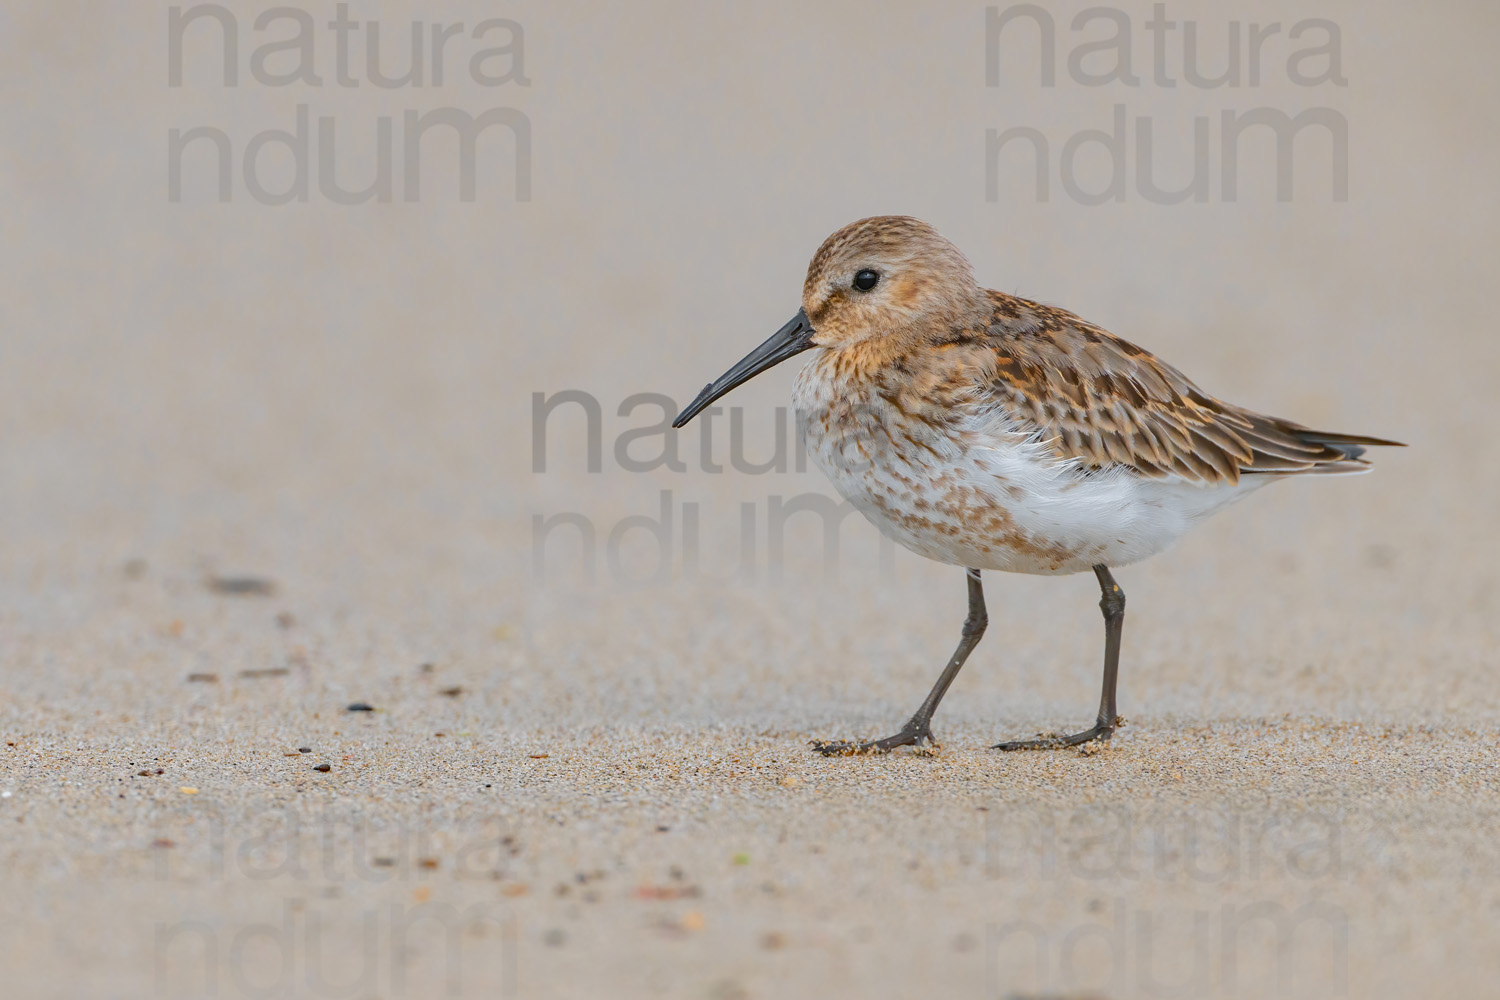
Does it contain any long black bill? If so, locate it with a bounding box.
[671,309,816,428]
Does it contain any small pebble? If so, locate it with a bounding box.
[314,764,331,773]
[298,747,311,753]
[346,703,375,712]
[208,576,276,597]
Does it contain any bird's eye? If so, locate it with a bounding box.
[852,269,880,292]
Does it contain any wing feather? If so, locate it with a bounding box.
[976,292,1403,483]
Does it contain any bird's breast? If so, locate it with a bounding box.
[791,351,1069,572]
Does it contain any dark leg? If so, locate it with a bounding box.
[994,565,1124,751]
[812,568,988,756]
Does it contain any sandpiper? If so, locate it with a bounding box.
[672,216,1402,755]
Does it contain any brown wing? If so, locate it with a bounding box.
[978,292,1403,484]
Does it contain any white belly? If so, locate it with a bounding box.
[792,368,1267,576]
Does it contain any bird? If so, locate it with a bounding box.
[671,216,1402,756]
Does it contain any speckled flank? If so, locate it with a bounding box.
[788,216,1402,576]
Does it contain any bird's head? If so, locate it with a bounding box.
[673,216,979,428]
[800,215,979,346]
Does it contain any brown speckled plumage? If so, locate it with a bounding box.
[974,290,1396,483]
[800,217,1399,488]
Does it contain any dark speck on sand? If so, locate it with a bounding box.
[207,576,277,597]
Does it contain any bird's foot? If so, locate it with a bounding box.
[811,722,937,757]
[993,717,1122,751]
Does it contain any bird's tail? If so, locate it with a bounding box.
[1253,427,1406,476]
[1296,429,1405,461]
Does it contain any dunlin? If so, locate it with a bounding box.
[672,216,1402,755]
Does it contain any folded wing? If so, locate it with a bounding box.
[978,292,1403,485]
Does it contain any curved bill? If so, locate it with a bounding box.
[672,309,816,428]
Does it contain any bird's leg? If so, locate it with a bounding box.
[995,565,1125,751]
[813,568,987,756]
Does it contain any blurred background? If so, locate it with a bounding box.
[4,0,1493,716]
[2,2,1497,997]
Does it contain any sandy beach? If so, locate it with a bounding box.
[3,2,1499,997]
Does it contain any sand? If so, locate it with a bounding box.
[3,2,1499,997]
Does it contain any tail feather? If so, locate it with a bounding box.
[1291,431,1406,463]
[1240,422,1405,476]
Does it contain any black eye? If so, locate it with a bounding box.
[852,269,880,292]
